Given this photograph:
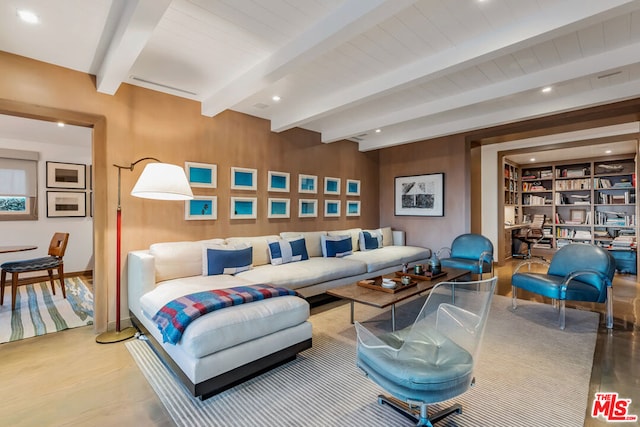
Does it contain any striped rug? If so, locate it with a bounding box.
[0,276,93,343]
[126,295,599,427]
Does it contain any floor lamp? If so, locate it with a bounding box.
[96,157,193,344]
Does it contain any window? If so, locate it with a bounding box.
[0,149,39,220]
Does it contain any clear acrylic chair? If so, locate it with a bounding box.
[355,277,497,426]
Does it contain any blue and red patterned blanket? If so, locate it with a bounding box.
[153,284,297,345]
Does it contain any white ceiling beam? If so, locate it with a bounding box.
[321,42,640,143]
[357,79,640,152]
[270,0,638,133]
[200,0,417,117]
[96,0,172,95]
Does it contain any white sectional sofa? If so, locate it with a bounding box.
[127,227,430,399]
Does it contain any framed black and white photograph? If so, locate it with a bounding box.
[324,177,341,195]
[268,171,290,192]
[185,162,217,188]
[346,179,360,196]
[231,167,257,191]
[230,197,257,219]
[46,191,86,217]
[185,196,217,220]
[324,200,341,217]
[346,200,361,217]
[298,199,317,218]
[267,198,290,218]
[298,174,317,194]
[395,173,444,217]
[46,161,86,189]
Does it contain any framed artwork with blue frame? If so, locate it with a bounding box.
[185,196,217,220]
[268,171,290,192]
[230,197,257,219]
[298,199,317,217]
[346,179,360,196]
[231,167,257,191]
[346,200,360,216]
[268,198,290,218]
[185,162,217,188]
[324,177,341,195]
[298,174,317,194]
[324,199,341,217]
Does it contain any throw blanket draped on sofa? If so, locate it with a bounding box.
[153,284,297,344]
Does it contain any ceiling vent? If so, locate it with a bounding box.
[130,76,197,96]
[597,71,622,79]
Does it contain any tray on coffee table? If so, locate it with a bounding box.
[357,277,417,294]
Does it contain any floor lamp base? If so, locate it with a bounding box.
[95,326,137,344]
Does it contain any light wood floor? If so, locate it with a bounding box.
[0,263,637,426]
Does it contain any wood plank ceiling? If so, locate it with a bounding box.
[1,0,640,151]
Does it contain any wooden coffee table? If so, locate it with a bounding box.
[326,267,470,331]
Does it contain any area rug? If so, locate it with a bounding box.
[126,294,599,427]
[0,276,93,343]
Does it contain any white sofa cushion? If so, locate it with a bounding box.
[150,238,225,282]
[225,235,278,266]
[140,274,309,358]
[235,257,367,290]
[378,226,394,247]
[345,246,427,273]
[328,228,362,251]
[280,231,326,258]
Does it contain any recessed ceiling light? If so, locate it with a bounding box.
[375,129,381,133]
[530,158,536,162]
[605,149,612,154]
[17,10,39,24]
[272,95,281,102]
[541,86,552,93]
[57,122,65,127]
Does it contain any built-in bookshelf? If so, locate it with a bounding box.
[507,155,638,257]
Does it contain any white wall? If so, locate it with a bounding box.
[0,134,93,273]
[481,123,640,259]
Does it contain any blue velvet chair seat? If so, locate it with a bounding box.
[439,233,494,278]
[357,329,473,403]
[1,256,62,273]
[512,273,604,303]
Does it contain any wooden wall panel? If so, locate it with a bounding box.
[0,52,379,332]
[378,135,470,252]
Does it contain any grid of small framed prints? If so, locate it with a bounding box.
[183,161,361,220]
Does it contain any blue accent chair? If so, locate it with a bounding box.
[439,234,494,278]
[511,243,616,329]
[355,277,497,427]
[1,232,69,310]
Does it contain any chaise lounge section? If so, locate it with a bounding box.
[128,227,430,399]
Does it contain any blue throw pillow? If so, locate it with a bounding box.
[359,230,382,251]
[321,234,353,258]
[268,237,309,266]
[202,244,253,275]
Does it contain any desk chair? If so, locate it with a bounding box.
[1,232,69,310]
[514,214,546,259]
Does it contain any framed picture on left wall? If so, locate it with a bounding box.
[46,161,86,189]
[46,191,86,217]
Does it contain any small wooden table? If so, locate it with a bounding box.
[0,245,37,254]
[327,267,470,331]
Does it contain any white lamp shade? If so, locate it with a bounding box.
[130,163,193,200]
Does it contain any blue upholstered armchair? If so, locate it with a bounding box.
[511,244,616,329]
[355,277,497,426]
[439,233,494,278]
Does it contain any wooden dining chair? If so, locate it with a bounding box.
[1,232,69,310]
